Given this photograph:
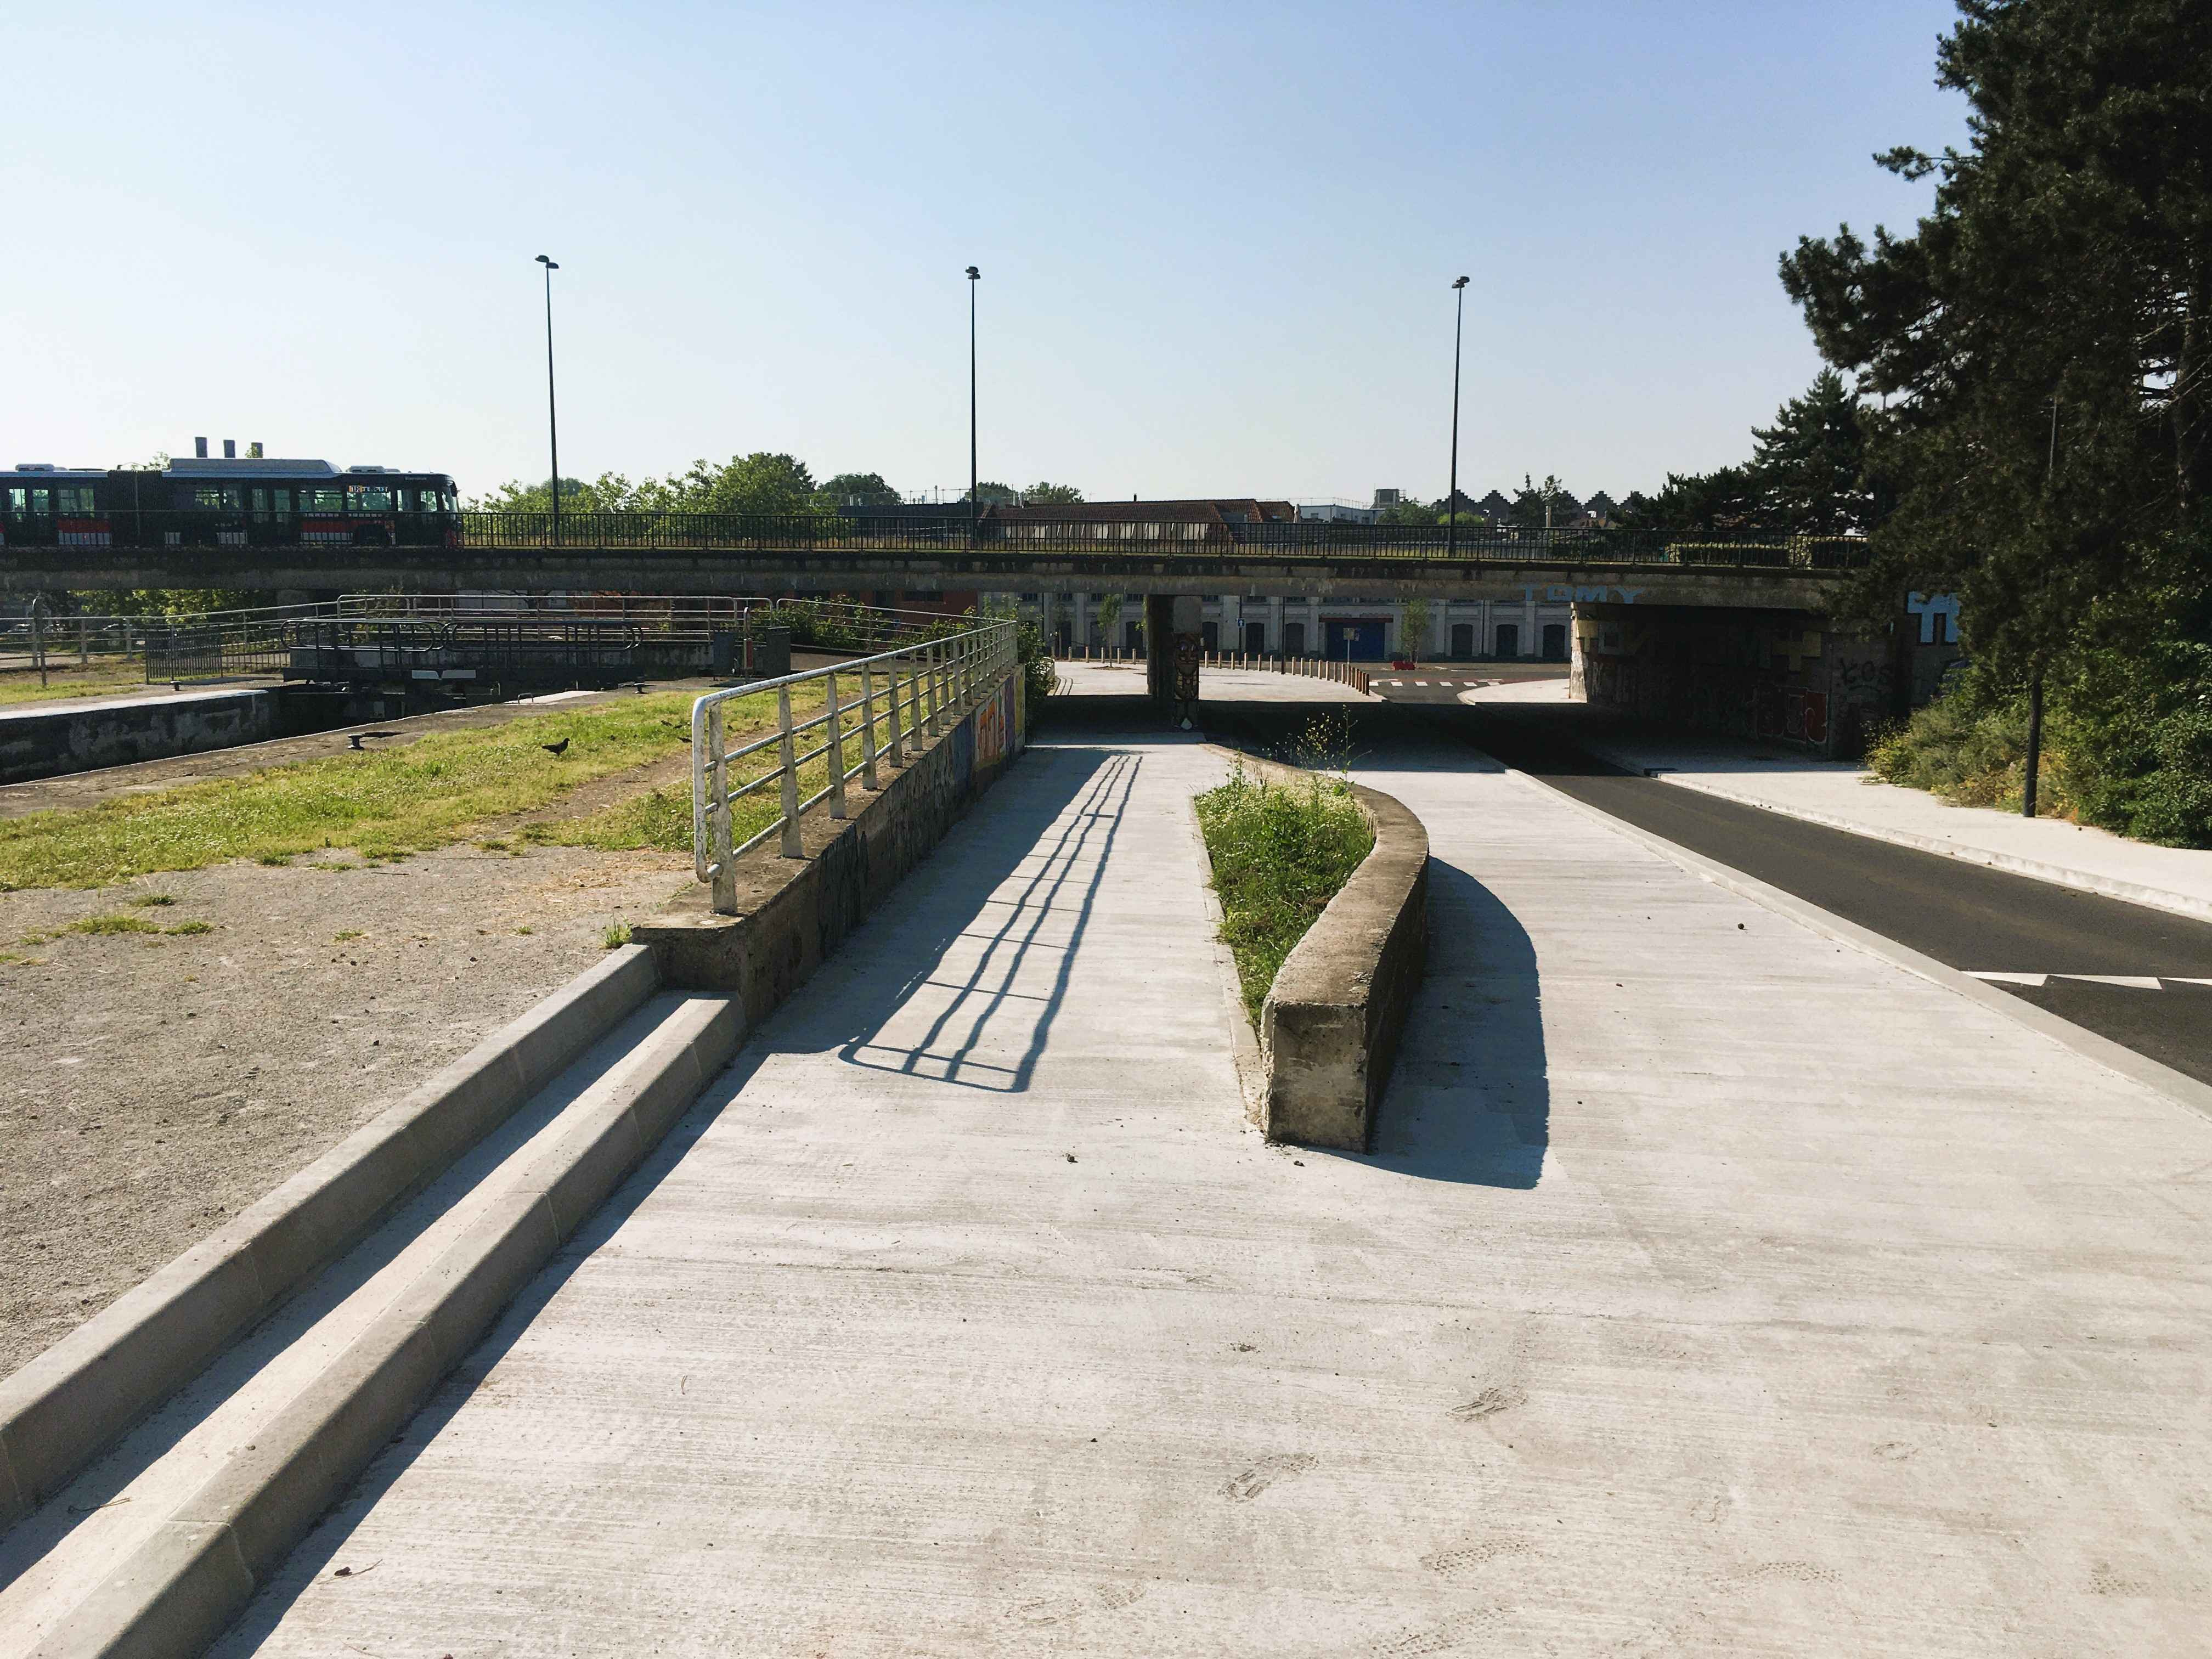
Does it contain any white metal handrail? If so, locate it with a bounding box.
[691,612,1019,911]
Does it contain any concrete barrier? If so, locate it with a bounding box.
[0,689,278,785]
[1215,754,1427,1152]
[636,668,1026,1013]
[0,945,659,1532]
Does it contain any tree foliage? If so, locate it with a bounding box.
[816,471,900,507]
[1022,481,1084,504]
[1778,0,2212,843]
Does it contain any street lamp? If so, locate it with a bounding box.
[535,254,561,545]
[1447,275,1470,562]
[966,266,981,542]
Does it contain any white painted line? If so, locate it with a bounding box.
[2174,978,2212,988]
[2062,974,2165,990]
[1969,972,2050,988]
[1414,680,1430,686]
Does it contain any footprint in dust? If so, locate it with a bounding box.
[1420,1537,1533,1577]
[1223,1452,1317,1502]
[1014,1582,1149,1627]
[1716,1560,1841,1587]
[1871,1441,1916,1462]
[1365,1604,1508,1656]
[1448,1385,1526,1422]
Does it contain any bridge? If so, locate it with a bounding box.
[2,511,1862,610]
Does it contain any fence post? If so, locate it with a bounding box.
[77,614,89,667]
[30,599,47,690]
[778,686,802,857]
[885,662,905,767]
[826,671,847,819]
[925,644,941,734]
[709,702,737,915]
[859,661,879,789]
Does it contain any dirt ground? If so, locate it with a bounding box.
[0,839,693,1375]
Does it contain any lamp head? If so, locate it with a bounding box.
[537,255,559,270]
[1452,275,1470,290]
[966,265,980,281]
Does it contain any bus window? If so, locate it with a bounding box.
[30,488,51,514]
[306,488,343,512]
[4,489,21,513]
[251,489,268,520]
[347,483,393,512]
[274,488,292,514]
[195,486,242,511]
[57,487,96,514]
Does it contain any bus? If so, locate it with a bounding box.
[1,454,461,551]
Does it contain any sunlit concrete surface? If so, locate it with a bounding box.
[218,727,2212,1657]
[1053,659,1372,702]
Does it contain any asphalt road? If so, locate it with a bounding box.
[1216,679,2212,1090]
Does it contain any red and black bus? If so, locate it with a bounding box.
[1,455,460,550]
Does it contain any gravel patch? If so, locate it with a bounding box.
[0,842,692,1376]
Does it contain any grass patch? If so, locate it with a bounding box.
[128,893,176,907]
[601,922,633,950]
[1195,765,1374,1025]
[0,688,816,891]
[0,662,152,707]
[67,912,162,935]
[529,749,832,854]
[334,929,365,941]
[162,919,213,935]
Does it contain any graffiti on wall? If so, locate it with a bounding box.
[974,676,1013,770]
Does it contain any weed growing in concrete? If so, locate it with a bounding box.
[334,930,364,941]
[128,893,176,907]
[601,923,633,950]
[1195,764,1373,1024]
[162,920,213,935]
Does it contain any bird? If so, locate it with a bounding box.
[347,731,400,751]
[541,737,571,758]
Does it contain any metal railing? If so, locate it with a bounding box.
[692,611,1019,912]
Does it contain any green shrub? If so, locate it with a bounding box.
[1196,768,1374,1024]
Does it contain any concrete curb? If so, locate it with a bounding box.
[1204,751,1429,1152]
[0,946,661,1534]
[1574,737,2212,926]
[1507,768,2212,1128]
[29,992,744,1659]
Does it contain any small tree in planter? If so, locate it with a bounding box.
[1401,598,1432,668]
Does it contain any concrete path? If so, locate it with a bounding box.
[215,726,2212,1656]
[1566,723,2212,922]
[1054,659,1372,703]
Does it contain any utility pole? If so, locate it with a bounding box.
[1447,276,1469,560]
[535,255,561,545]
[966,266,981,544]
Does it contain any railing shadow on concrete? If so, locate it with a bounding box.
[831,749,1140,1093]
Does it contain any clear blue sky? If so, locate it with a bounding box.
[3,2,1965,504]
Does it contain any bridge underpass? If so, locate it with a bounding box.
[6,522,1912,757]
[3,667,2197,1654]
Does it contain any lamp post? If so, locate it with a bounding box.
[1447,275,1470,562]
[966,265,981,543]
[535,254,561,545]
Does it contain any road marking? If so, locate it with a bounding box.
[1967,972,2209,990]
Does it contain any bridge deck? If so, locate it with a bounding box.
[216,715,2211,1656]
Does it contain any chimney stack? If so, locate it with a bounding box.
[194,437,208,459]
[223,439,236,459]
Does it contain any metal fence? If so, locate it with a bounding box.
[692,611,1019,913]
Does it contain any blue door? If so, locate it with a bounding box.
[1324,619,1385,660]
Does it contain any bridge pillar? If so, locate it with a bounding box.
[1143,595,1203,724]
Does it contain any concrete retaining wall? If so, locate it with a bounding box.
[0,688,276,785]
[635,667,1026,1015]
[1217,755,1429,1152]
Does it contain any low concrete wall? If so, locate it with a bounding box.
[635,668,1026,1018]
[1215,755,1429,1151]
[0,687,276,784]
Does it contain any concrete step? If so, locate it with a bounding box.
[0,990,741,1659]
